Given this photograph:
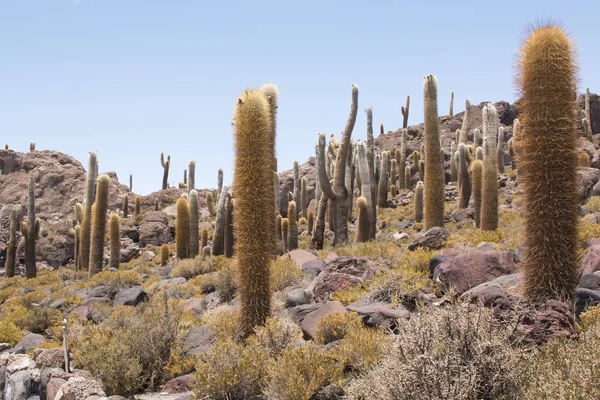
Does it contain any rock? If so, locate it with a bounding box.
[113,286,146,306]
[347,299,410,330]
[575,288,600,309]
[118,238,139,263]
[15,334,44,351]
[138,222,171,248]
[183,326,216,357]
[86,286,110,299]
[309,257,376,302]
[453,208,474,222]
[181,298,205,318]
[161,374,192,394]
[579,272,600,290]
[49,298,67,309]
[36,235,74,267]
[301,301,346,340]
[133,393,193,400]
[6,356,35,374]
[285,288,309,307]
[67,306,91,320]
[46,378,67,400]
[460,273,522,313]
[288,303,323,325]
[0,343,12,353]
[475,242,496,252]
[392,232,409,241]
[434,251,516,295]
[429,255,450,278]
[407,227,450,251]
[518,300,578,346]
[287,250,318,269]
[580,244,600,277]
[35,348,65,369]
[54,377,105,400]
[5,370,33,400]
[141,251,156,262]
[577,167,600,201]
[301,260,326,277]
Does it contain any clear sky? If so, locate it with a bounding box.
[1,0,599,195]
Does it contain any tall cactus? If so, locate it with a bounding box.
[404,164,411,189]
[355,197,369,243]
[401,95,410,128]
[288,201,298,250]
[482,103,498,166]
[365,106,377,240]
[472,159,483,228]
[497,127,505,173]
[217,169,223,199]
[356,142,373,240]
[399,129,408,189]
[449,91,454,118]
[160,152,170,190]
[207,192,216,217]
[473,128,480,147]
[176,197,190,259]
[450,142,457,182]
[423,75,445,230]
[518,24,578,301]
[5,207,18,278]
[129,174,132,192]
[89,174,110,275]
[457,143,471,209]
[459,99,471,144]
[188,160,196,191]
[415,181,424,223]
[282,218,289,252]
[377,151,390,207]
[21,176,40,278]
[390,159,397,189]
[300,176,307,219]
[189,190,200,258]
[201,227,208,249]
[316,85,358,245]
[293,161,300,210]
[211,185,229,256]
[233,89,274,336]
[224,193,234,258]
[109,213,120,269]
[134,195,141,218]
[79,152,97,272]
[480,138,498,231]
[122,196,128,218]
[311,194,328,250]
[308,210,314,234]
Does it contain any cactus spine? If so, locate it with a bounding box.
[160,152,170,190]
[211,185,229,256]
[449,91,454,117]
[232,89,274,336]
[160,244,169,267]
[459,99,471,144]
[423,75,445,230]
[457,143,471,209]
[188,160,196,191]
[497,127,505,173]
[518,24,578,301]
[176,197,190,259]
[134,195,141,218]
[355,197,369,243]
[300,176,307,219]
[79,152,97,272]
[122,196,128,218]
[89,174,110,275]
[288,201,298,250]
[189,190,200,258]
[480,138,498,231]
[224,193,234,258]
[401,95,410,128]
[109,213,120,269]
[5,207,17,277]
[316,85,358,245]
[415,181,424,222]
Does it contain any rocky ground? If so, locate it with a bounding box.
[2,94,600,399]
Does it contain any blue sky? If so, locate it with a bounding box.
[1,0,599,195]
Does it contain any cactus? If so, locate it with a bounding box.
[472,159,483,228]
[232,88,275,336]
[202,246,211,260]
[316,85,358,245]
[276,214,282,244]
[365,107,377,240]
[300,176,307,218]
[224,193,234,258]
[89,174,110,275]
[450,142,457,182]
[134,195,141,218]
[476,146,484,160]
[21,176,40,278]
[160,244,169,267]
[412,150,419,167]
[583,117,593,142]
[311,193,328,250]
[79,152,97,272]
[449,91,454,118]
[497,127,505,173]
[74,225,80,271]
[377,151,390,207]
[217,169,223,199]
[480,138,498,231]
[154,198,159,211]
[274,171,280,217]
[419,159,425,182]
[207,192,216,217]
[578,151,591,167]
[585,87,591,123]
[176,197,190,259]
[122,196,128,218]
[355,197,369,243]
[109,213,120,269]
[282,218,290,252]
[459,99,471,144]
[183,169,187,186]
[200,227,208,249]
[404,164,411,189]
[5,207,18,278]
[415,181,424,222]
[293,161,300,209]
[212,185,229,256]
[288,201,298,250]
[423,75,445,230]
[30,142,35,152]
[345,143,355,221]
[189,190,200,258]
[473,128,480,147]
[356,142,374,239]
[457,143,471,209]
[261,83,278,172]
[389,159,397,192]
[307,210,314,234]
[390,184,396,199]
[401,95,410,128]
[160,152,170,190]
[518,24,579,301]
[508,139,515,169]
[129,174,132,191]
[188,160,196,191]
[482,103,498,165]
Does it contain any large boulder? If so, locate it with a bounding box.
[307,257,376,302]
[54,377,105,400]
[35,348,65,369]
[579,244,600,277]
[5,370,35,400]
[518,300,578,346]
[433,251,517,295]
[46,378,67,400]
[36,235,74,267]
[113,286,146,306]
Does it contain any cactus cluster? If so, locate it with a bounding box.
[160,152,170,190]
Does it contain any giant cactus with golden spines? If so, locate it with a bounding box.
[79,152,97,272]
[109,213,120,269]
[176,197,190,259]
[517,24,579,301]
[189,190,200,258]
[89,174,110,275]
[480,138,498,231]
[233,89,274,336]
[457,143,471,209]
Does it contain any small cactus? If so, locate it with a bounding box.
[129,174,132,191]
[476,146,484,160]
[89,174,110,275]
[276,214,282,244]
[473,128,480,147]
[578,151,591,167]
[160,244,169,267]
[355,197,369,243]
[377,151,390,207]
[30,142,35,152]
[390,159,397,190]
[176,197,190,259]
[308,210,314,234]
[415,181,424,223]
[201,227,208,249]
[134,195,141,218]
[405,164,411,189]
[419,159,425,182]
[189,190,200,258]
[583,117,593,142]
[401,95,410,128]
[399,129,408,189]
[390,184,396,199]
[217,169,224,198]
[202,246,211,260]
[154,198,159,211]
[122,196,128,218]
[109,213,120,269]
[472,159,483,228]
[412,150,419,167]
[293,161,300,211]
[160,152,171,190]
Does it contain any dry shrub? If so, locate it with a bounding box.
[315,311,362,345]
[250,316,302,357]
[346,303,524,400]
[85,270,141,296]
[583,196,600,214]
[215,262,237,302]
[15,307,61,334]
[329,325,387,372]
[201,304,240,342]
[170,257,207,279]
[271,257,302,292]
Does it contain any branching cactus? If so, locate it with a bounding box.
[176,197,190,259]
[79,152,97,273]
[480,138,498,231]
[459,99,471,144]
[89,174,110,275]
[355,197,369,243]
[457,143,471,209]
[21,176,40,278]
[189,190,200,258]
[497,127,505,173]
[415,181,424,222]
[109,213,120,269]
[315,85,358,245]
[472,159,483,228]
[401,95,410,128]
[449,91,454,118]
[211,185,229,256]
[518,24,579,301]
[5,207,18,278]
[423,75,445,230]
[160,152,170,190]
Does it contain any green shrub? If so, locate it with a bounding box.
[15,307,61,334]
[315,311,362,345]
[170,257,206,279]
[329,325,387,372]
[271,257,302,292]
[85,270,142,297]
[250,316,302,357]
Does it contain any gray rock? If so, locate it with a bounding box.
[46,378,67,400]
[86,286,110,299]
[54,377,105,400]
[288,303,323,325]
[35,349,65,369]
[285,288,309,307]
[183,326,216,357]
[407,227,450,251]
[5,370,34,400]
[301,260,325,277]
[113,286,146,307]
[0,343,12,353]
[48,299,67,309]
[346,300,410,330]
[15,334,44,351]
[579,272,600,290]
